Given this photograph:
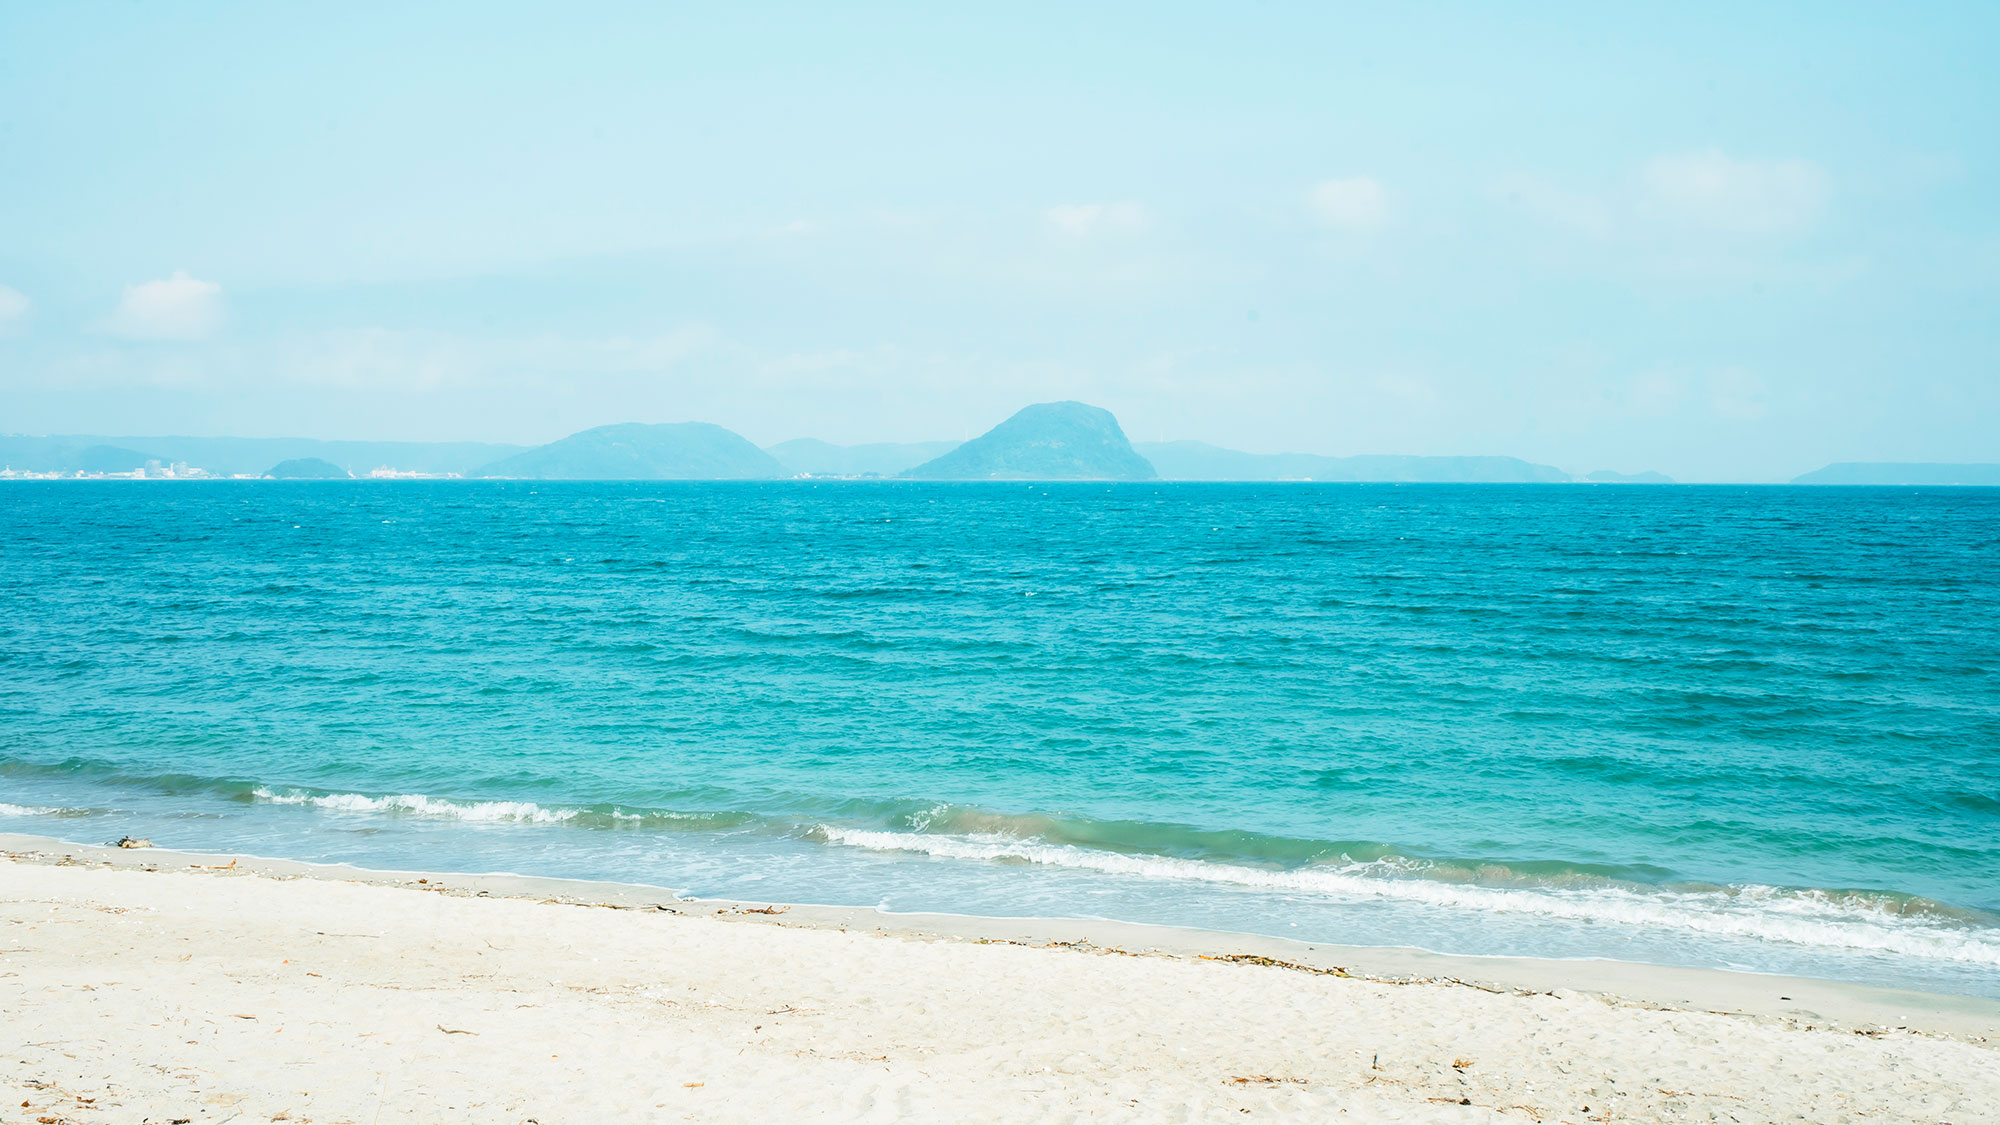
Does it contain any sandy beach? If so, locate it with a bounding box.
[2,835,1995,1123]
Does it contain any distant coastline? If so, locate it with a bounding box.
[5,401,1993,484]
[3,400,1660,483]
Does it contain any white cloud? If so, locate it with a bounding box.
[1640,151,1829,234]
[1307,177,1389,229]
[107,271,224,340]
[0,285,28,335]
[1045,201,1148,237]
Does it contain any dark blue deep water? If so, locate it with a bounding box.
[3,482,1997,995]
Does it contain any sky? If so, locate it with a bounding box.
[1,2,1996,481]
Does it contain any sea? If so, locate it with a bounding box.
[2,481,1996,998]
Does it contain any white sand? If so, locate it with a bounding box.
[3,836,1997,1124]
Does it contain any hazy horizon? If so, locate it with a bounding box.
[3,3,1997,482]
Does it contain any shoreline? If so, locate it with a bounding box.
[7,830,1995,1039]
[6,831,1998,1122]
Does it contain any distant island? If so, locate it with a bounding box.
[53,405,1981,484]
[0,435,524,478]
[902,402,1156,481]
[1791,462,2000,486]
[1134,440,1579,483]
[474,422,784,480]
[264,457,352,479]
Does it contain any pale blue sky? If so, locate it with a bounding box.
[2,2,1995,480]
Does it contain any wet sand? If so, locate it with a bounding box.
[4,833,1996,1123]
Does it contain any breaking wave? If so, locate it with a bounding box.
[249,788,745,830]
[0,801,97,818]
[815,826,2000,968]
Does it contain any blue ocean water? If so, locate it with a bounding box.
[2,481,1996,996]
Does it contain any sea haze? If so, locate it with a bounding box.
[1,481,1996,997]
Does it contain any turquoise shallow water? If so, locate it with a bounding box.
[2,481,1997,995]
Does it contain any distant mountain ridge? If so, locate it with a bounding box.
[2,418,1689,483]
[1136,440,1573,483]
[73,445,156,473]
[476,422,785,479]
[1792,462,2000,486]
[903,402,1155,480]
[767,438,959,477]
[0,435,525,476]
[1585,469,1675,484]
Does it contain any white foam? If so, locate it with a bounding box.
[252,788,580,824]
[0,802,62,816]
[817,827,2000,968]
